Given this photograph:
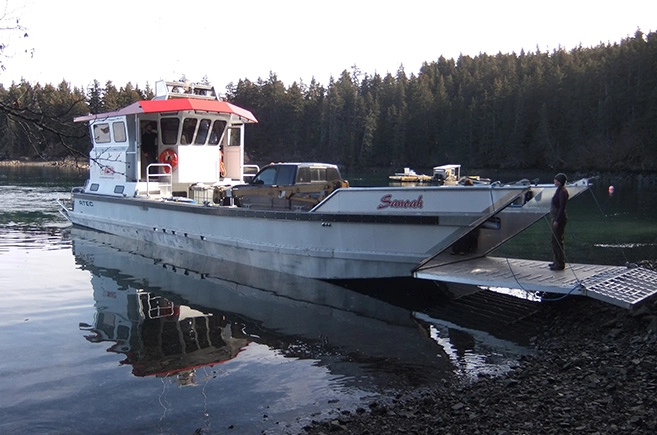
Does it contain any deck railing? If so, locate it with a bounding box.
[146,163,173,197]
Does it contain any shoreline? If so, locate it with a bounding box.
[3,159,657,186]
[303,296,657,434]
[0,158,88,168]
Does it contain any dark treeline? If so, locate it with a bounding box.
[1,30,656,172]
[0,80,154,163]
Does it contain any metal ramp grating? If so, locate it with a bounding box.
[414,257,657,310]
[581,267,657,309]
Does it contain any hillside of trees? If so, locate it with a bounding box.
[1,30,656,173]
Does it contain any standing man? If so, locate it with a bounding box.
[549,173,569,270]
[141,122,158,179]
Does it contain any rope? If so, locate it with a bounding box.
[540,183,635,302]
[487,185,534,296]
[490,183,585,301]
[538,282,582,302]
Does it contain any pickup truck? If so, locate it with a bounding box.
[214,162,349,210]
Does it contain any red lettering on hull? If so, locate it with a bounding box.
[378,194,424,210]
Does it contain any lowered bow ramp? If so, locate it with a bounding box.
[415,257,657,309]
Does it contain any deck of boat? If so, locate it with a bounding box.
[415,256,657,309]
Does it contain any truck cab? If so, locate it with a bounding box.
[227,163,348,210]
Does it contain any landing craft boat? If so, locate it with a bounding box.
[58,80,589,280]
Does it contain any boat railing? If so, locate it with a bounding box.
[243,164,260,183]
[146,163,173,198]
[154,80,219,101]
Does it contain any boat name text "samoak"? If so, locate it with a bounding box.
[78,199,94,207]
[377,194,424,210]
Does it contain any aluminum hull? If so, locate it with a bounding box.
[418,179,592,267]
[65,185,529,279]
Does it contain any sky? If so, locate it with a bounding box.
[1,0,656,93]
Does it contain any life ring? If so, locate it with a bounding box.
[219,151,226,177]
[159,148,178,173]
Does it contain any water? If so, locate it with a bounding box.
[1,164,656,434]
[495,176,657,267]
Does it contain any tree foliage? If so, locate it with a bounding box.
[228,30,657,172]
[1,30,656,172]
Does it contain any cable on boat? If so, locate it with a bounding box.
[487,185,534,296]
[487,182,542,296]
[489,181,584,301]
[486,184,531,294]
[536,282,583,302]
[531,213,585,302]
[537,182,639,302]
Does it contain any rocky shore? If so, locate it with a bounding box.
[0,157,87,168]
[303,296,657,434]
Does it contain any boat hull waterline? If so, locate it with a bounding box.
[65,185,530,279]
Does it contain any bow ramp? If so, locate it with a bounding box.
[414,257,657,310]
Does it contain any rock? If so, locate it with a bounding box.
[303,298,657,435]
[328,420,346,431]
[451,402,465,411]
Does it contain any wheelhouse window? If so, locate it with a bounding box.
[161,118,180,145]
[209,120,226,145]
[194,119,211,145]
[93,123,111,143]
[157,117,231,146]
[112,121,127,142]
[227,126,241,146]
[181,118,197,144]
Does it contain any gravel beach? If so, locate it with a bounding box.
[303,295,657,434]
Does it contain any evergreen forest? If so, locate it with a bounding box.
[1,30,656,173]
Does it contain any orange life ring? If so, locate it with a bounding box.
[159,148,178,173]
[219,151,226,177]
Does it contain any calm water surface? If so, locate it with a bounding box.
[1,165,656,434]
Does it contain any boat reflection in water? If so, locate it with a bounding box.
[73,227,459,392]
[81,287,248,383]
[73,227,534,403]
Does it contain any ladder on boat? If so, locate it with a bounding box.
[414,257,657,309]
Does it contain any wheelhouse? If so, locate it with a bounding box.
[74,80,258,198]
